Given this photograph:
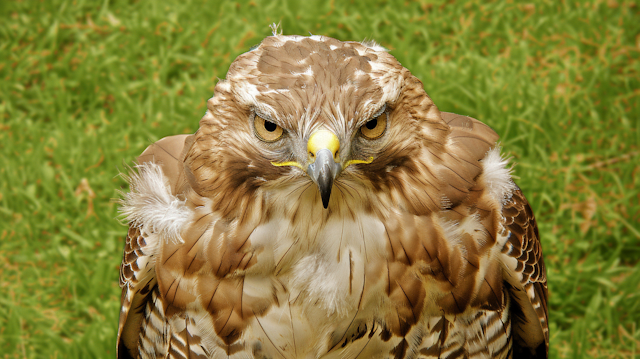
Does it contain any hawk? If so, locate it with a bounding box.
[118,33,548,359]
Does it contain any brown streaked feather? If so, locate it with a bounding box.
[417,299,512,359]
[137,134,193,195]
[165,315,211,359]
[137,288,169,358]
[117,225,158,359]
[501,186,549,357]
[117,226,142,358]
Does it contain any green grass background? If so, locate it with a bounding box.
[1,0,638,358]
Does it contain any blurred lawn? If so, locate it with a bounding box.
[1,0,639,358]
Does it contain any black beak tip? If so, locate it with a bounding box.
[321,192,330,209]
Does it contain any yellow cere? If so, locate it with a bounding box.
[271,129,374,170]
[307,130,340,161]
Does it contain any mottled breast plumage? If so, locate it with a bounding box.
[117,33,548,359]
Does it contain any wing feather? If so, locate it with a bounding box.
[117,225,159,359]
[501,186,549,358]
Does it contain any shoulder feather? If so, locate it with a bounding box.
[117,135,195,358]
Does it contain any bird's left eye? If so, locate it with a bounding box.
[254,115,284,142]
[360,112,387,140]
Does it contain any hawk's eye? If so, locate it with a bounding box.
[360,112,387,140]
[254,115,283,142]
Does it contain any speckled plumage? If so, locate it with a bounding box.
[117,32,548,359]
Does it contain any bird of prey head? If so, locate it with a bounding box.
[184,34,488,219]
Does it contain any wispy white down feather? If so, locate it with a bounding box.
[292,253,352,317]
[481,147,516,205]
[360,39,389,52]
[120,162,191,243]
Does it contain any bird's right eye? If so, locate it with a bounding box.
[254,115,284,142]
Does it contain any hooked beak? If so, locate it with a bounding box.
[306,130,341,208]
